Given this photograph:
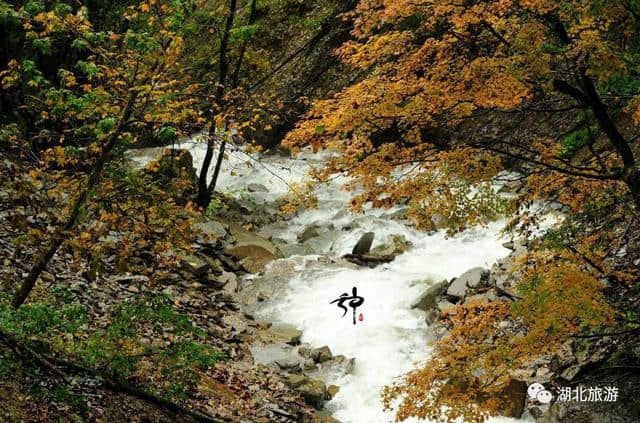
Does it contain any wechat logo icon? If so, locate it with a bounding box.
[528,383,553,404]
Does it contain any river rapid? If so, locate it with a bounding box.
[130,136,525,423]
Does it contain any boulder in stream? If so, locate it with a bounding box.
[311,346,333,363]
[411,279,448,312]
[352,232,375,254]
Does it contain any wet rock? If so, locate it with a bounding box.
[352,232,375,255]
[343,253,394,268]
[327,385,340,400]
[268,323,303,345]
[296,378,327,409]
[311,346,332,363]
[370,234,412,256]
[411,279,448,312]
[247,183,268,192]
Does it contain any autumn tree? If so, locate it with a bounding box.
[285,0,640,420]
[1,0,203,307]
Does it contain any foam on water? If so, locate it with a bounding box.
[130,138,528,423]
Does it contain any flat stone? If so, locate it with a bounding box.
[268,324,303,345]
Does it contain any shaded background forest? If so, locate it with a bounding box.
[1,0,640,422]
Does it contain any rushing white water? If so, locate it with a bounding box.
[129,137,527,423]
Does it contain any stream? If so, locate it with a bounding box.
[130,136,523,423]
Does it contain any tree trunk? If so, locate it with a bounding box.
[196,0,237,209]
[12,93,138,308]
[579,72,640,210]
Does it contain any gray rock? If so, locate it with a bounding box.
[411,279,448,311]
[446,277,469,298]
[311,346,333,363]
[446,267,489,298]
[352,232,375,255]
[247,183,268,192]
